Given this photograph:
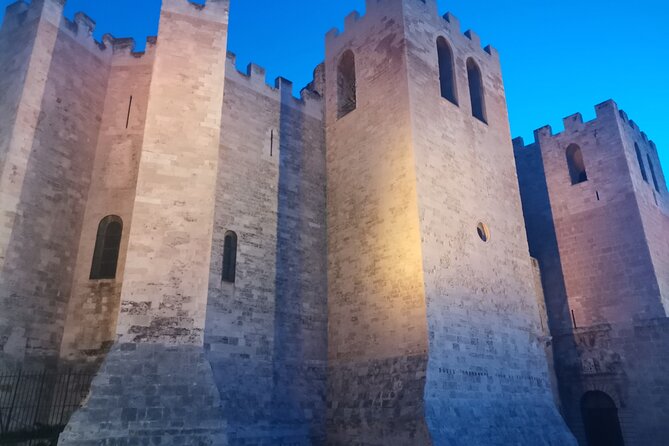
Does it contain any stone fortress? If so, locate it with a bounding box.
[0,0,666,445]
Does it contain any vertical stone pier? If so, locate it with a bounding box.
[0,0,67,368]
[59,0,230,444]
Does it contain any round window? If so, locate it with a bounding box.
[477,222,490,242]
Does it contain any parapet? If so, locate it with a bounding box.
[1,0,61,32]
[617,108,656,149]
[101,34,158,60]
[225,52,323,120]
[515,100,659,153]
[160,0,229,24]
[325,0,498,59]
[3,0,29,19]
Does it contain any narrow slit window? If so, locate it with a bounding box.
[222,231,238,283]
[126,96,133,129]
[566,144,588,185]
[337,50,357,118]
[437,37,457,105]
[270,129,274,157]
[90,215,123,280]
[466,58,486,123]
[647,155,661,193]
[635,143,648,182]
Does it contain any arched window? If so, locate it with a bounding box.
[566,144,588,185]
[634,143,648,182]
[437,37,457,105]
[222,231,238,283]
[337,50,357,118]
[581,391,625,446]
[466,58,486,123]
[90,215,123,280]
[647,155,660,193]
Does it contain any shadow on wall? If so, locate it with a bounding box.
[271,88,328,443]
[514,141,578,421]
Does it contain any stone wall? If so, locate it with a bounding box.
[0,1,40,192]
[515,100,669,446]
[324,1,431,444]
[518,101,666,330]
[553,319,669,446]
[205,55,327,444]
[617,111,669,311]
[59,41,156,365]
[60,0,232,444]
[0,0,110,366]
[402,0,575,444]
[0,0,47,365]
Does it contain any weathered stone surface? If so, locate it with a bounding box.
[0,0,109,366]
[1,0,665,444]
[515,100,669,446]
[59,40,156,366]
[204,56,327,444]
[324,0,575,444]
[59,344,227,445]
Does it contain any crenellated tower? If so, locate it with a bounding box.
[59,0,232,443]
[0,0,111,367]
[324,0,576,444]
[515,100,669,446]
[3,0,666,444]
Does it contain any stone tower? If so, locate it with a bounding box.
[324,0,576,444]
[515,100,669,446]
[59,0,231,443]
[0,0,111,367]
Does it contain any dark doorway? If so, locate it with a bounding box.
[581,391,625,446]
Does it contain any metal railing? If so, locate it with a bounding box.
[0,370,93,445]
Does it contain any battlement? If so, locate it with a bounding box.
[1,0,222,62]
[618,109,657,151]
[514,99,657,151]
[3,0,29,20]
[160,0,229,23]
[225,52,323,119]
[325,0,497,58]
[101,34,158,59]
[1,0,58,31]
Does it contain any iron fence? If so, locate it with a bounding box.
[0,370,93,445]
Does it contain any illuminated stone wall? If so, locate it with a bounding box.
[402,0,575,444]
[60,0,231,443]
[324,1,430,444]
[0,0,110,367]
[324,0,575,444]
[59,41,155,365]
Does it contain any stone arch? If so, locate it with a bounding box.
[466,58,486,123]
[90,215,123,280]
[566,144,588,185]
[581,390,625,446]
[337,50,357,118]
[437,36,457,105]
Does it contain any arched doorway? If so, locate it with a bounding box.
[581,391,625,446]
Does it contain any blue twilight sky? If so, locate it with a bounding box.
[1,0,668,176]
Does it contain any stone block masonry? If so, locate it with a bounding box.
[60,0,232,443]
[0,0,110,367]
[515,100,669,446]
[205,55,327,445]
[59,37,157,366]
[325,0,575,444]
[324,1,431,444]
[59,343,227,445]
[0,0,665,444]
